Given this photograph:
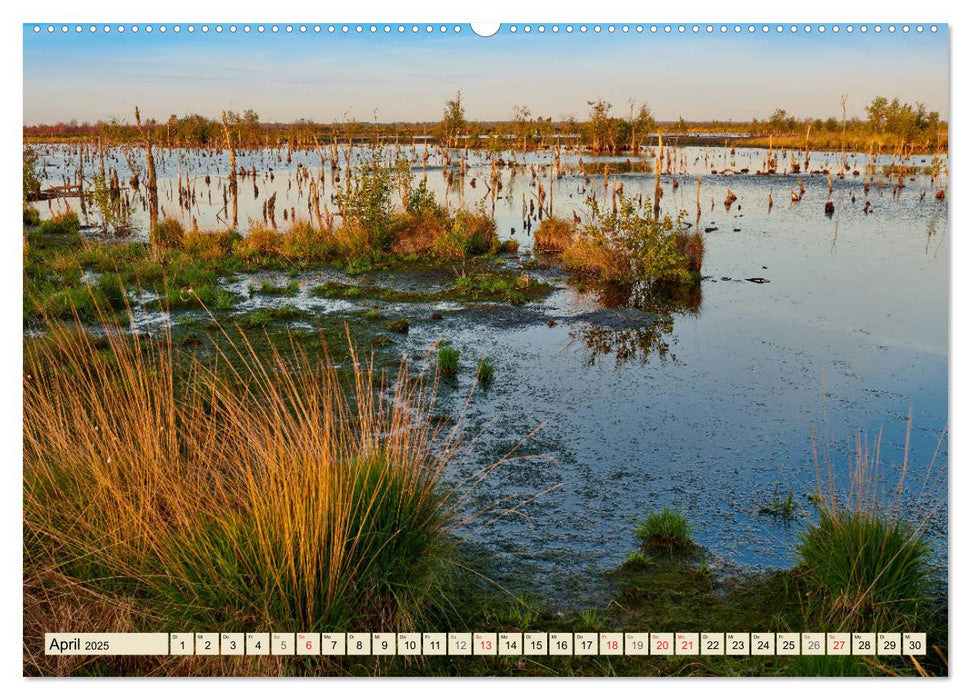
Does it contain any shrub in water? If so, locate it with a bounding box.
[561,198,694,285]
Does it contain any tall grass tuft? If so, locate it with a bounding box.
[437,342,460,378]
[797,419,945,631]
[24,302,464,638]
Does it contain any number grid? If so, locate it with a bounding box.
[44,632,928,657]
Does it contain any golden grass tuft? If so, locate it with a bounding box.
[233,221,283,259]
[24,303,467,663]
[534,216,574,253]
[279,218,336,261]
[560,237,628,281]
[182,228,236,261]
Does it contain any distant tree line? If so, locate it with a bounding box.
[23,94,946,151]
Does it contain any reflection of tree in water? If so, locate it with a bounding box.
[570,279,701,366]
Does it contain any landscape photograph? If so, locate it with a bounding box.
[22,22,949,677]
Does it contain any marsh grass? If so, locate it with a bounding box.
[798,417,946,632]
[759,489,797,521]
[38,210,80,236]
[476,359,495,388]
[559,199,701,287]
[437,342,460,378]
[634,508,696,554]
[23,296,474,652]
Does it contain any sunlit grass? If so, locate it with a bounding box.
[23,298,467,639]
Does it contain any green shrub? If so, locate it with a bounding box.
[25,314,458,636]
[635,508,695,554]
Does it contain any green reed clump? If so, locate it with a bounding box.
[798,511,932,629]
[560,198,700,286]
[437,342,460,378]
[23,205,41,226]
[635,508,696,554]
[476,359,495,387]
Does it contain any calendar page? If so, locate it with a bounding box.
[20,8,950,683]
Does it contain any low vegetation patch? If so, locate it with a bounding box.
[385,318,410,334]
[38,211,80,236]
[759,489,797,521]
[798,510,932,630]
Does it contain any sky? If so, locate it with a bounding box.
[22,23,949,125]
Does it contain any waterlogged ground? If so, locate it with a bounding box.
[32,144,949,605]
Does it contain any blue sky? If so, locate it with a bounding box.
[22,24,949,124]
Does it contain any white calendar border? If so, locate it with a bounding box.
[5,0,963,698]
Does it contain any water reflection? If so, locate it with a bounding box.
[569,278,701,366]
